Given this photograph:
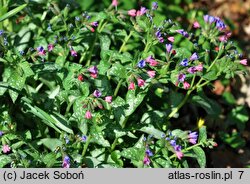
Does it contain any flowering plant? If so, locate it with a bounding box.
[0,0,247,168]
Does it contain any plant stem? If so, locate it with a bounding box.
[85,33,97,67]
[82,135,92,157]
[114,79,123,97]
[111,138,118,152]
[119,30,133,53]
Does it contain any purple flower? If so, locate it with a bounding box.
[187,66,196,74]
[152,2,158,10]
[37,46,46,56]
[170,139,176,147]
[81,135,87,142]
[166,43,172,53]
[203,15,209,22]
[216,19,226,30]
[146,149,153,157]
[188,131,198,144]
[174,145,183,160]
[174,145,182,152]
[138,6,147,16]
[190,52,199,61]
[208,16,215,24]
[70,49,77,57]
[0,30,4,36]
[180,58,188,66]
[137,60,146,68]
[62,156,70,168]
[176,29,189,38]
[0,131,3,137]
[91,22,98,27]
[143,155,150,165]
[155,30,161,38]
[178,73,186,82]
[93,90,102,98]
[48,44,54,52]
[88,66,98,74]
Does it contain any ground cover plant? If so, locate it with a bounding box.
[0,0,248,168]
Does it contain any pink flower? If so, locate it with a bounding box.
[85,110,92,119]
[112,0,118,7]
[128,9,137,17]
[183,81,190,89]
[176,151,184,160]
[147,70,156,78]
[137,78,145,87]
[143,155,150,165]
[37,46,46,56]
[105,96,112,103]
[136,7,147,16]
[145,56,158,66]
[70,49,77,57]
[78,74,84,81]
[167,36,175,42]
[193,21,200,28]
[47,44,54,52]
[90,73,98,78]
[195,63,203,71]
[2,145,11,153]
[240,59,247,66]
[128,82,135,90]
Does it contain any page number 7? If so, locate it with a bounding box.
[238,171,244,179]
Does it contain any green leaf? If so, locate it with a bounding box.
[219,131,246,149]
[0,155,12,168]
[8,70,26,103]
[19,62,34,78]
[198,126,207,143]
[193,146,206,168]
[90,125,110,147]
[0,4,27,22]
[38,138,63,151]
[125,90,146,116]
[203,70,218,81]
[108,63,127,79]
[140,125,164,139]
[43,152,57,167]
[191,93,221,115]
[99,35,111,51]
[0,82,8,96]
[227,106,249,132]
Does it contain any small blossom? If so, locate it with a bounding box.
[203,15,209,22]
[88,66,98,74]
[216,19,226,30]
[62,156,70,168]
[137,7,147,16]
[90,73,98,78]
[128,82,135,90]
[147,70,156,78]
[0,30,4,36]
[167,36,175,42]
[178,74,186,82]
[19,50,25,55]
[146,149,153,157]
[188,131,198,144]
[193,21,200,28]
[208,16,215,24]
[137,60,146,68]
[85,110,92,119]
[190,52,199,61]
[143,155,150,165]
[78,74,84,81]
[240,59,247,66]
[37,46,46,56]
[174,145,183,160]
[3,37,8,46]
[152,2,158,10]
[180,58,188,66]
[2,145,11,153]
[176,29,189,38]
[0,131,3,137]
[105,96,112,103]
[166,43,172,53]
[128,9,137,17]
[75,16,80,21]
[93,90,102,97]
[48,44,54,52]
[187,66,196,74]
[170,139,176,147]
[81,135,87,142]
[91,22,98,27]
[146,56,158,66]
[137,78,145,87]
[70,49,77,57]
[183,81,190,89]
[195,64,203,71]
[112,0,118,7]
